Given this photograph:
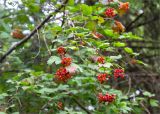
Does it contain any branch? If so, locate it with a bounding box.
[140,101,151,114]
[0,0,69,63]
[73,98,92,114]
[0,14,11,19]
[126,13,144,31]
[127,16,160,31]
[125,3,150,32]
[39,98,53,114]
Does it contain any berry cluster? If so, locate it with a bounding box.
[95,56,125,81]
[114,69,125,79]
[54,0,129,106]
[97,56,105,64]
[61,57,72,67]
[57,46,66,56]
[55,67,71,82]
[95,57,124,103]
[92,2,129,38]
[97,73,110,84]
[11,29,25,39]
[98,93,116,103]
[103,1,129,33]
[57,101,63,110]
[55,46,73,82]
[105,2,129,17]
[105,8,116,18]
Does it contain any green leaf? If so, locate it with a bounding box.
[0,93,8,99]
[97,16,105,24]
[85,21,96,30]
[124,47,133,54]
[67,6,79,12]
[136,60,148,66]
[110,55,122,61]
[114,42,126,47]
[47,56,61,65]
[38,88,56,94]
[17,14,29,23]
[150,99,159,107]
[68,0,74,6]
[80,4,92,15]
[28,3,40,13]
[91,16,105,24]
[143,91,155,97]
[0,32,10,38]
[51,26,62,32]
[96,7,106,15]
[98,43,110,49]
[120,32,143,40]
[68,46,79,51]
[104,29,119,38]
[104,29,113,37]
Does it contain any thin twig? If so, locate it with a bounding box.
[33,29,41,58]
[127,16,160,31]
[73,98,92,114]
[126,76,131,96]
[43,27,52,56]
[126,13,144,31]
[51,6,67,52]
[140,101,151,114]
[39,98,53,114]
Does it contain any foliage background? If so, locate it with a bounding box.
[0,0,160,114]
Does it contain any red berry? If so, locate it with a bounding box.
[61,57,72,66]
[57,101,63,110]
[114,69,125,79]
[57,46,66,56]
[55,67,71,82]
[97,56,105,64]
[98,93,116,103]
[105,93,116,103]
[97,73,110,83]
[98,93,106,103]
[11,29,25,39]
[105,8,116,18]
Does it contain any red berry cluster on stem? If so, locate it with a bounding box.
[55,46,73,82]
[97,56,105,64]
[105,8,116,18]
[57,101,63,110]
[61,57,72,67]
[98,93,116,103]
[57,46,66,56]
[114,68,125,79]
[97,73,110,84]
[55,67,71,82]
